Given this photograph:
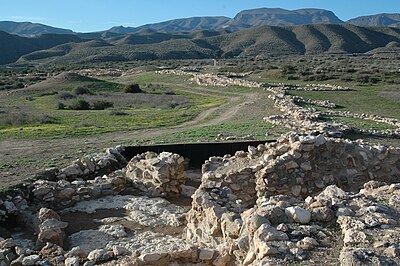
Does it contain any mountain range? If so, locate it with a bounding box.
[0,8,399,65]
[0,24,398,66]
[1,8,399,38]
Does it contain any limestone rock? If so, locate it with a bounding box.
[254,224,289,243]
[99,224,127,237]
[38,218,68,247]
[65,257,80,266]
[38,208,60,222]
[285,207,311,224]
[87,249,113,262]
[21,255,40,266]
[199,248,215,260]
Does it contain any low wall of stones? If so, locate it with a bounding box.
[0,146,128,223]
[185,133,400,265]
[162,69,398,139]
[186,133,400,241]
[255,133,400,198]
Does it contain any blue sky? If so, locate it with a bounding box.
[1,0,399,32]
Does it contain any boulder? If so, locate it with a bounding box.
[285,207,311,224]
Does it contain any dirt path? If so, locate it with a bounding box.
[0,87,261,188]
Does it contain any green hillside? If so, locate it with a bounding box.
[2,24,400,66]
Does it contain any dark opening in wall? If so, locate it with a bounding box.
[123,140,275,168]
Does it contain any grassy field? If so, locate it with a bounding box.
[0,56,399,189]
[151,120,285,144]
[288,85,400,119]
[0,73,225,140]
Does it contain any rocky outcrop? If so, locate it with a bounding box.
[126,152,186,196]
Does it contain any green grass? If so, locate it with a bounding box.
[151,120,285,144]
[0,100,223,139]
[289,86,400,119]
[130,73,190,84]
[0,73,226,140]
[319,115,398,131]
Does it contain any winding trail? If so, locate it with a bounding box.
[0,80,266,187]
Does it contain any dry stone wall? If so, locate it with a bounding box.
[125,151,186,197]
[185,133,400,265]
[168,69,399,138]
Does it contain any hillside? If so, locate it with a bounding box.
[1,9,399,38]
[347,14,400,28]
[0,31,82,64]
[0,21,74,37]
[109,16,232,34]
[10,24,399,65]
[229,8,343,29]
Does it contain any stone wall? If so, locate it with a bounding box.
[0,146,128,223]
[185,133,400,265]
[125,151,186,197]
[166,69,399,138]
[185,133,399,247]
[255,133,400,198]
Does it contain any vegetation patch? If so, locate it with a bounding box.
[320,115,398,131]
[152,120,285,144]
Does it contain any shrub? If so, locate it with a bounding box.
[110,109,128,116]
[92,100,114,110]
[124,83,143,93]
[69,99,90,110]
[57,92,76,100]
[57,102,66,110]
[73,87,93,95]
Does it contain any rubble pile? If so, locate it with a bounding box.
[125,151,186,197]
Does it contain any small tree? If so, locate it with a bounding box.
[124,83,143,93]
[69,99,90,110]
[73,87,92,95]
[92,100,114,110]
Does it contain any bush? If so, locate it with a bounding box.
[110,109,128,116]
[57,102,66,110]
[69,99,90,110]
[124,83,143,93]
[92,100,114,110]
[73,87,93,95]
[57,92,76,100]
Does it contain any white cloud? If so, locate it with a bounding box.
[8,16,48,22]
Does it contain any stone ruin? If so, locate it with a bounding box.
[159,69,400,139]
[126,151,186,197]
[185,133,400,265]
[0,132,399,265]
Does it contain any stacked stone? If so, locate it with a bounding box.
[34,146,126,183]
[37,208,68,248]
[191,73,262,88]
[256,133,400,198]
[0,146,128,222]
[0,196,28,222]
[125,152,186,197]
[77,68,124,77]
[186,146,264,247]
[185,133,400,265]
[292,95,337,108]
[265,86,400,138]
[31,170,128,209]
[266,82,351,91]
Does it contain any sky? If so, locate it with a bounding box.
[0,0,399,32]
